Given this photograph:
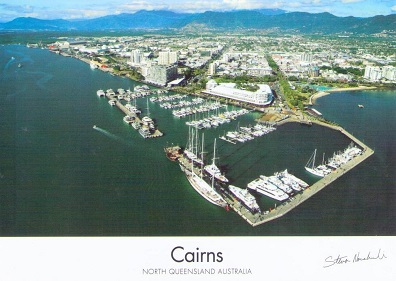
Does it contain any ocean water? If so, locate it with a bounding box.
[0,45,395,236]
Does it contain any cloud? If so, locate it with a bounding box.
[341,0,363,3]
[0,0,394,21]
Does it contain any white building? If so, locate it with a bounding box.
[145,65,178,86]
[208,63,216,75]
[364,66,383,81]
[300,53,313,63]
[130,49,142,65]
[158,51,178,65]
[204,80,273,106]
[383,66,396,81]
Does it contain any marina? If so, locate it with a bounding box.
[100,80,374,226]
[97,88,163,138]
[165,116,374,226]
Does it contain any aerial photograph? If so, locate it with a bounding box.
[0,0,395,278]
[1,0,395,235]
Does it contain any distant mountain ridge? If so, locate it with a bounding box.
[0,10,395,34]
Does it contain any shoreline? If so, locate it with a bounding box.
[309,86,377,104]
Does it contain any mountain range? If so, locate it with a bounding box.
[0,9,395,34]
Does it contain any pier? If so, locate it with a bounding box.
[228,119,374,226]
[103,91,163,138]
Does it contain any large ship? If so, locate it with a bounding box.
[184,168,227,208]
[228,185,261,213]
[247,178,289,201]
[178,133,227,208]
[204,138,229,183]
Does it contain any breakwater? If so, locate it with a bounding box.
[227,119,374,226]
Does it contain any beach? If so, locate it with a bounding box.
[309,86,377,104]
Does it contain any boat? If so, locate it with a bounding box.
[182,136,227,208]
[266,175,293,194]
[305,149,331,177]
[90,62,98,69]
[18,63,22,68]
[93,125,97,129]
[164,145,182,162]
[358,104,364,108]
[184,127,204,166]
[204,138,229,183]
[247,178,289,201]
[228,185,261,213]
[96,89,105,97]
[184,168,227,208]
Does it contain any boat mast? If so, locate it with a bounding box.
[146,98,150,117]
[313,149,316,168]
[201,133,205,178]
[212,138,217,165]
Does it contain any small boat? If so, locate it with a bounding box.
[93,125,97,129]
[358,104,364,108]
[18,63,22,68]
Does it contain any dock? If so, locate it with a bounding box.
[103,91,163,138]
[228,119,374,227]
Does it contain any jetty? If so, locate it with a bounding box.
[101,89,163,138]
[226,119,374,226]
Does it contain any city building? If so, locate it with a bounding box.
[131,49,142,65]
[364,66,383,81]
[158,51,178,65]
[382,66,396,81]
[300,53,313,63]
[203,80,273,106]
[208,63,216,75]
[145,65,178,86]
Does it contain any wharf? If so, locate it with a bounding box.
[234,120,374,226]
[105,93,163,138]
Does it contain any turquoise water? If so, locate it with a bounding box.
[1,45,395,236]
[309,85,333,91]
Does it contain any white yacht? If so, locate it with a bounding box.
[228,185,261,213]
[247,178,289,201]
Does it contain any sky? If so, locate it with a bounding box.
[0,0,395,22]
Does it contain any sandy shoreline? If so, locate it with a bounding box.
[310,86,377,104]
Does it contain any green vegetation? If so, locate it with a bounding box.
[320,66,364,76]
[267,55,308,110]
[214,74,276,84]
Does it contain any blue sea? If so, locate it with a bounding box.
[1,45,395,236]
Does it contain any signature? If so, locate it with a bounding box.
[324,249,387,268]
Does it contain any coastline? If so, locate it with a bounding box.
[309,86,377,104]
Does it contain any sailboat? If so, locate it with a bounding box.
[184,127,204,166]
[305,149,331,177]
[183,134,227,208]
[204,138,229,183]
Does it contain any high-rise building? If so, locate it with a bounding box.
[383,66,396,81]
[208,63,216,75]
[300,53,313,63]
[364,66,383,81]
[131,49,141,65]
[158,51,178,65]
[145,65,178,86]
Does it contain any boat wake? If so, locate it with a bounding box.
[93,126,133,146]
